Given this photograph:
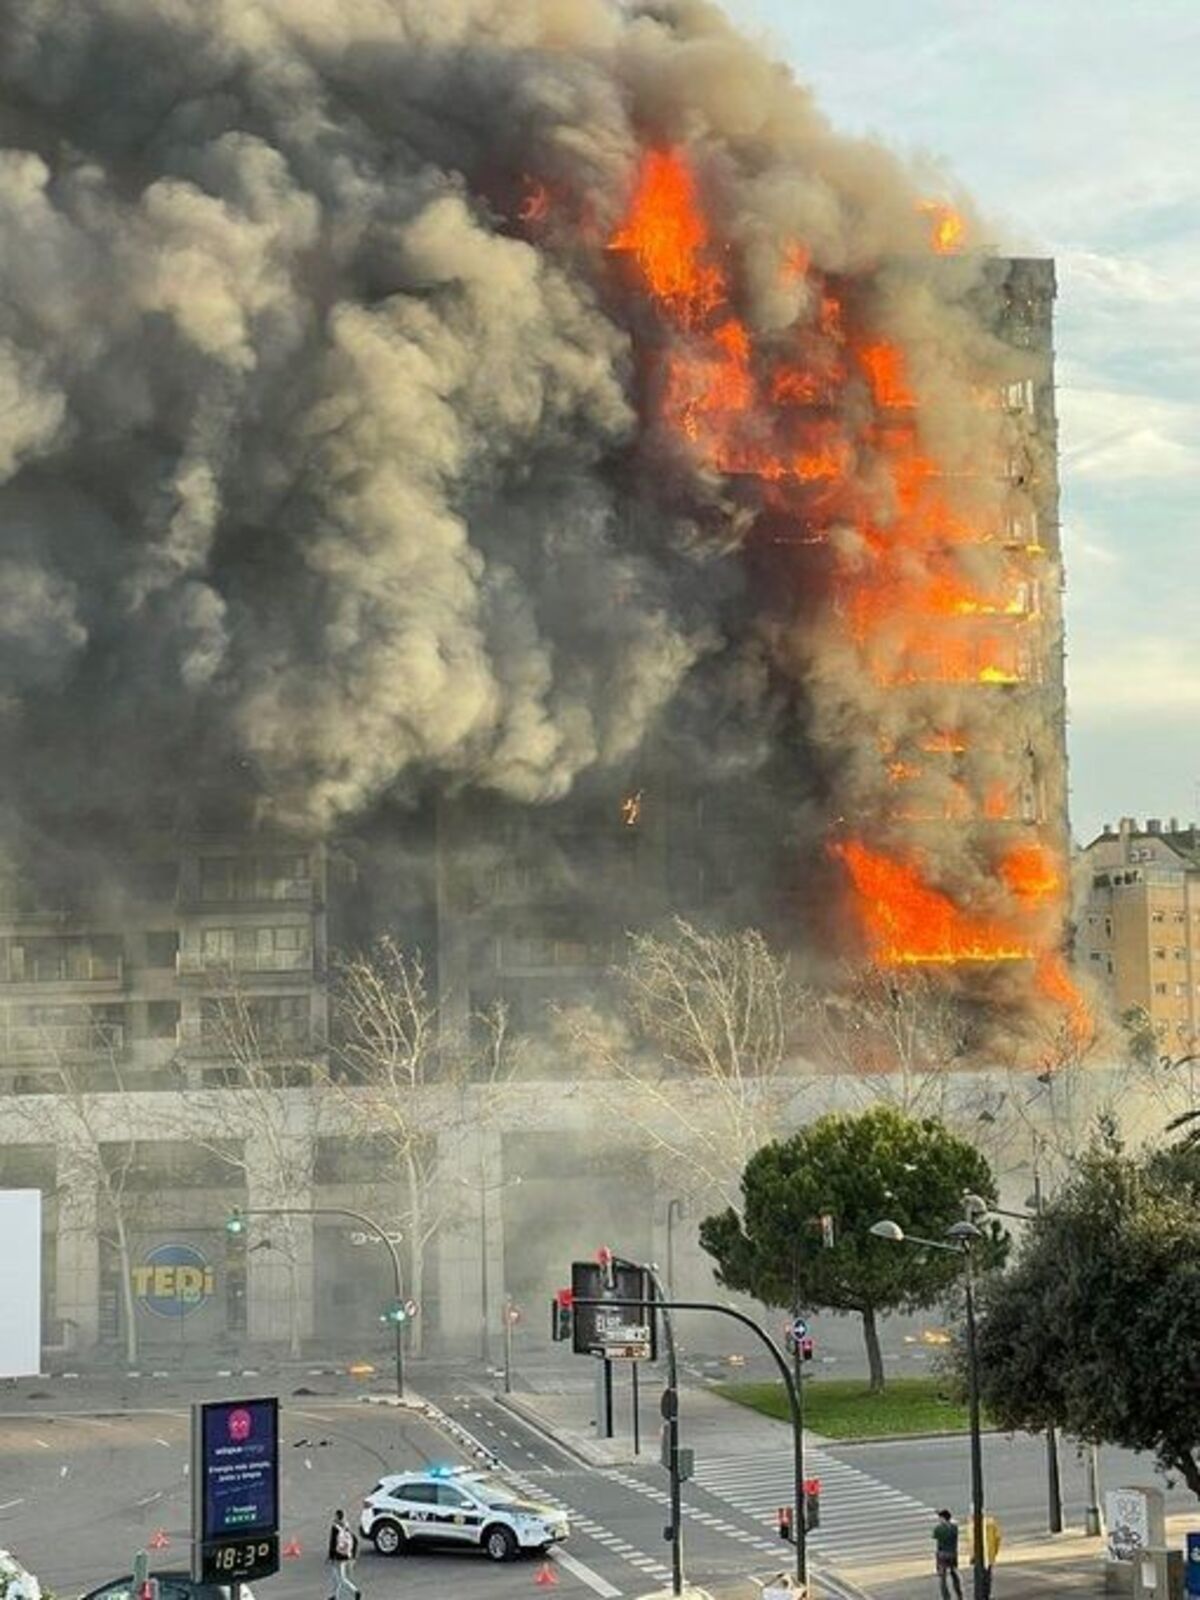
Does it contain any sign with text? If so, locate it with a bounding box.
[134,1242,214,1319]
[192,1397,280,1583]
[570,1260,658,1361]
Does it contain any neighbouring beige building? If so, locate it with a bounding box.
[1077,816,1200,1049]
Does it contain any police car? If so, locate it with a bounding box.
[359,1466,569,1562]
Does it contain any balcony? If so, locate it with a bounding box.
[0,1022,125,1062]
[175,1017,317,1058]
[176,948,314,977]
[0,955,124,990]
[184,877,317,909]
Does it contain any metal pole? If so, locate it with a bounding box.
[1028,1155,1063,1534]
[790,1321,809,1585]
[574,1290,805,1591]
[479,1177,490,1365]
[964,1251,987,1600]
[666,1199,682,1297]
[631,1360,641,1456]
[603,1358,614,1439]
[237,1204,404,1398]
[1085,1442,1103,1536]
[503,1300,513,1395]
[649,1270,684,1598]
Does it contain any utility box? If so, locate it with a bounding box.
[1134,1548,1182,1600]
[1107,1488,1167,1594]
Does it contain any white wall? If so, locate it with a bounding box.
[0,1190,41,1376]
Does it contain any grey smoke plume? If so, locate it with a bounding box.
[0,0,1067,1009]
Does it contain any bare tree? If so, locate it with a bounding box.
[800,964,973,1116]
[560,919,802,1215]
[8,1040,146,1364]
[182,986,322,1358]
[329,936,521,1356]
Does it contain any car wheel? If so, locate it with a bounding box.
[483,1525,518,1562]
[371,1520,407,1556]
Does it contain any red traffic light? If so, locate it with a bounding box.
[803,1477,821,1497]
[596,1246,613,1267]
[555,1287,574,1308]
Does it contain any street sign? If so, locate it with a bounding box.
[404,1299,419,1319]
[502,1303,521,1326]
[790,1316,808,1342]
[191,1397,280,1585]
[570,1260,658,1360]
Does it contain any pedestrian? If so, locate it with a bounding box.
[932,1508,963,1600]
[328,1509,361,1600]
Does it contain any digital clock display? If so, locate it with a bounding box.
[200,1535,280,1583]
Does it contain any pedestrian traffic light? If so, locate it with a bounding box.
[551,1287,573,1342]
[777,1505,793,1543]
[225,1209,245,1236]
[799,1335,815,1361]
[381,1301,408,1325]
[803,1477,821,1530]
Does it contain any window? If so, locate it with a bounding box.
[397,1484,436,1505]
[1088,952,1103,962]
[1176,948,1188,961]
[146,1000,180,1039]
[436,1485,471,1508]
[1154,982,1168,995]
[1152,911,1166,923]
[1105,918,1113,937]
[1154,948,1167,960]
[144,931,178,968]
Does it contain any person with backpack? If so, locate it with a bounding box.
[328,1508,361,1600]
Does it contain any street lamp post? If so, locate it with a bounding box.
[962,1180,1063,1534]
[665,1198,685,1297]
[228,1204,406,1398]
[459,1172,522,1365]
[871,1217,987,1600]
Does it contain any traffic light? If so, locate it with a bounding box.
[225,1209,245,1236]
[380,1301,408,1326]
[799,1335,815,1361]
[777,1505,793,1543]
[803,1477,822,1530]
[551,1287,573,1342]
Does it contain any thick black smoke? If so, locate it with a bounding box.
[0,0,1055,976]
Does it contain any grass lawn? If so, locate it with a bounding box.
[713,1376,978,1439]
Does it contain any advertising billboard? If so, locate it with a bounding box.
[191,1397,280,1584]
[0,1190,41,1378]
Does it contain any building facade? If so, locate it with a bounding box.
[1077,817,1200,1048]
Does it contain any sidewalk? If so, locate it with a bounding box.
[500,1375,1199,1598]
[497,1367,814,1468]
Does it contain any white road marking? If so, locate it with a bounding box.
[0,1499,25,1511]
[154,1438,171,1448]
[32,1439,49,1450]
[136,1492,163,1507]
[554,1550,622,1597]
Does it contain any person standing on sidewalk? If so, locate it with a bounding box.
[328,1508,361,1600]
[932,1509,963,1600]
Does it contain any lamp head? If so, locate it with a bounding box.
[961,1192,990,1222]
[870,1219,904,1243]
[945,1219,983,1247]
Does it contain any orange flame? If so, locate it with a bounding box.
[518,178,550,223]
[920,201,967,255]
[1001,843,1062,902]
[1035,952,1094,1047]
[608,149,725,325]
[832,840,1032,966]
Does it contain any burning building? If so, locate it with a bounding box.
[0,0,1083,1356]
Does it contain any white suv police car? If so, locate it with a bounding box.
[359,1466,569,1562]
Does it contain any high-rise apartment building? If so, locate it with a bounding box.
[1077,817,1200,1048]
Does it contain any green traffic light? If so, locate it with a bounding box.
[226,1210,245,1236]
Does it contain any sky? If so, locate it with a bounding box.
[721,0,1200,844]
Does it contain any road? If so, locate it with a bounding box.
[0,1373,1192,1600]
[0,1378,868,1600]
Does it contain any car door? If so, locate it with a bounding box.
[434,1482,485,1545]
[394,1481,439,1541]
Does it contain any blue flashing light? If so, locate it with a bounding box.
[428,1465,456,1478]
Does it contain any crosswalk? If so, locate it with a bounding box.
[688,1445,940,1568]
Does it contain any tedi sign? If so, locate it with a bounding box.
[133,1243,215,1318]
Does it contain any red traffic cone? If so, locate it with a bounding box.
[282,1538,303,1558]
[148,1530,170,1551]
[535,1563,559,1587]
